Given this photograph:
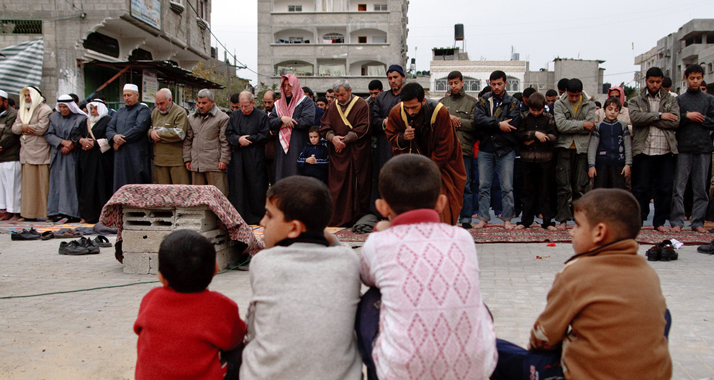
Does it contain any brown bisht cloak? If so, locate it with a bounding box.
[320,95,372,227]
[385,99,466,225]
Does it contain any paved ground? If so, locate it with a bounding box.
[1,232,712,379]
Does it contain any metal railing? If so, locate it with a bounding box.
[0,19,43,35]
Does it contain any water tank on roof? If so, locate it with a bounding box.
[455,24,464,41]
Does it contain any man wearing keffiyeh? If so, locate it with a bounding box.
[268,74,315,181]
[44,94,87,222]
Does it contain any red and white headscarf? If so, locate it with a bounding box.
[274,74,306,153]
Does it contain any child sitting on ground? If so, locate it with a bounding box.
[358,154,497,380]
[240,176,362,380]
[297,125,329,183]
[492,188,672,380]
[588,97,632,189]
[515,92,557,230]
[134,230,246,380]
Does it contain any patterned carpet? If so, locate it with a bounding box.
[334,225,714,246]
[0,220,95,234]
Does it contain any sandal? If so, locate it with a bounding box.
[93,235,112,248]
[40,231,55,240]
[54,228,83,238]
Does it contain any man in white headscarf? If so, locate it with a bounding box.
[0,89,21,221]
[106,84,152,191]
[72,99,114,223]
[44,94,87,222]
[11,86,52,220]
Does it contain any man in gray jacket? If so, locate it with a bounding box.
[553,78,597,230]
[629,67,680,232]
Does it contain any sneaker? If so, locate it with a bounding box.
[78,237,100,254]
[697,239,714,254]
[59,240,90,255]
[645,245,661,261]
[10,228,41,241]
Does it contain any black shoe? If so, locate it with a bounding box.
[461,222,472,229]
[10,228,41,241]
[646,245,661,261]
[660,240,677,261]
[78,237,100,254]
[59,240,90,255]
[697,239,714,254]
[93,235,112,248]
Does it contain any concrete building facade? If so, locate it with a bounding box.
[635,19,714,94]
[257,0,409,95]
[0,0,214,106]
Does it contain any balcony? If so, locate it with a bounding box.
[270,11,389,27]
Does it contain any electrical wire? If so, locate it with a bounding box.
[0,257,251,300]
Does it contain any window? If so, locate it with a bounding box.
[288,5,302,12]
[435,78,481,93]
[372,36,386,43]
[506,77,520,92]
[358,4,366,11]
[373,4,387,10]
[198,0,208,19]
[709,63,713,73]
[0,19,42,35]
[83,32,120,58]
[322,33,344,43]
[358,36,367,43]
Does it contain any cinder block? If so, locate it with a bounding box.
[174,207,217,232]
[216,245,241,269]
[123,207,175,231]
[122,230,170,253]
[122,252,158,274]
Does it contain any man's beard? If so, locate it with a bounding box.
[88,115,100,126]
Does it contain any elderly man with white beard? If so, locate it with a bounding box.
[149,88,189,184]
[72,99,114,223]
[44,94,87,222]
[11,86,52,220]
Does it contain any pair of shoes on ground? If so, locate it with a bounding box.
[646,240,679,262]
[10,228,41,241]
[696,238,714,254]
[59,237,101,255]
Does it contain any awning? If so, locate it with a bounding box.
[85,60,224,91]
[0,38,44,95]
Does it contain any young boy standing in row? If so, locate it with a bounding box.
[588,97,632,190]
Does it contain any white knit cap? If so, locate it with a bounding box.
[124,84,139,93]
[0,90,7,99]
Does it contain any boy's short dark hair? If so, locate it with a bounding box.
[522,87,536,98]
[528,92,545,111]
[368,80,383,91]
[230,93,240,104]
[684,64,704,78]
[326,89,335,94]
[701,80,707,87]
[512,92,523,101]
[595,101,602,108]
[447,71,463,81]
[379,154,441,215]
[266,176,332,232]
[308,125,320,134]
[573,189,641,241]
[645,67,664,79]
[479,86,492,98]
[489,70,507,82]
[400,82,425,103]
[662,77,673,88]
[302,87,314,98]
[545,89,558,97]
[316,96,327,104]
[159,230,216,293]
[603,97,622,111]
[557,78,570,92]
[567,78,583,93]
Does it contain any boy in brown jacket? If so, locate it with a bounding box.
[492,188,672,380]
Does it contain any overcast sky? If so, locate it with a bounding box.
[210,0,714,88]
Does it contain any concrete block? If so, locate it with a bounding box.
[122,252,158,274]
[216,245,241,270]
[122,230,170,253]
[123,207,175,231]
[174,206,217,232]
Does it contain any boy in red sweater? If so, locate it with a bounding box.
[134,230,246,380]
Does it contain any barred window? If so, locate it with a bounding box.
[0,19,42,35]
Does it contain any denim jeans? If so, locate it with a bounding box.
[478,150,515,222]
[459,156,474,224]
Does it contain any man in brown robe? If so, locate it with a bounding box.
[385,82,466,225]
[320,79,371,227]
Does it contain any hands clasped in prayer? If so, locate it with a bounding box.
[112,134,126,150]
